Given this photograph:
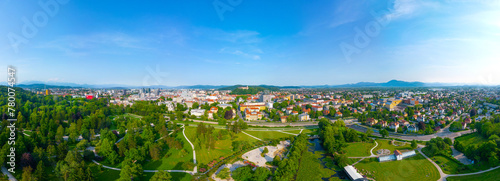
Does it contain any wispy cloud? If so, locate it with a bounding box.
[385,0,439,20]
[214,30,262,44]
[39,32,153,56]
[220,47,261,60]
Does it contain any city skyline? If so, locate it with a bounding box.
[1,0,500,86]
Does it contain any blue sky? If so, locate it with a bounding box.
[1,0,499,86]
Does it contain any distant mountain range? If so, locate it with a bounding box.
[0,80,497,89]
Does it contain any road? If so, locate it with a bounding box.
[1,166,16,181]
[347,122,472,141]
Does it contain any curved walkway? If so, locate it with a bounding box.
[443,166,500,181]
[93,123,198,174]
[416,145,500,181]
[181,124,197,165]
[417,147,446,180]
[369,140,378,157]
[348,139,379,159]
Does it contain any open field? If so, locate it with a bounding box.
[296,150,336,180]
[454,133,487,146]
[243,130,294,140]
[355,153,440,181]
[430,155,463,174]
[372,139,412,154]
[142,130,194,170]
[344,142,375,157]
[446,167,500,181]
[421,147,469,174]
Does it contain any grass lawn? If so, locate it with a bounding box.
[355,153,440,181]
[421,147,470,174]
[124,113,143,119]
[446,167,500,181]
[455,133,487,146]
[95,169,121,181]
[344,142,375,157]
[296,150,336,180]
[143,131,194,170]
[283,128,318,135]
[373,139,412,154]
[184,126,235,166]
[233,131,259,143]
[430,155,464,174]
[243,130,294,140]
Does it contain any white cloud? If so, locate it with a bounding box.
[38,32,154,56]
[385,0,439,20]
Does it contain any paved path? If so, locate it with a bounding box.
[92,160,196,174]
[443,166,500,181]
[1,166,17,181]
[416,145,500,181]
[417,147,447,180]
[241,131,262,141]
[369,140,378,157]
[277,130,298,136]
[93,123,198,174]
[348,140,379,159]
[352,158,365,166]
[181,124,197,164]
[347,123,472,141]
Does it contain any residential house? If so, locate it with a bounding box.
[210,106,219,113]
[389,122,400,132]
[281,116,287,123]
[407,124,418,132]
[367,118,378,126]
[378,120,387,127]
[190,109,205,117]
[335,112,343,117]
[299,113,310,121]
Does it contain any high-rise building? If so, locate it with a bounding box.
[46,89,50,95]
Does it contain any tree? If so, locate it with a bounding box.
[76,139,88,151]
[334,154,349,167]
[232,166,253,181]
[418,121,426,131]
[21,166,34,181]
[224,110,233,120]
[380,129,389,138]
[85,167,94,181]
[20,153,36,169]
[149,143,161,161]
[34,161,45,181]
[119,159,143,181]
[411,140,418,149]
[151,170,172,181]
[444,137,452,145]
[470,108,477,117]
[217,168,230,179]
[366,128,373,137]
[261,147,269,157]
[252,167,271,181]
[98,138,113,157]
